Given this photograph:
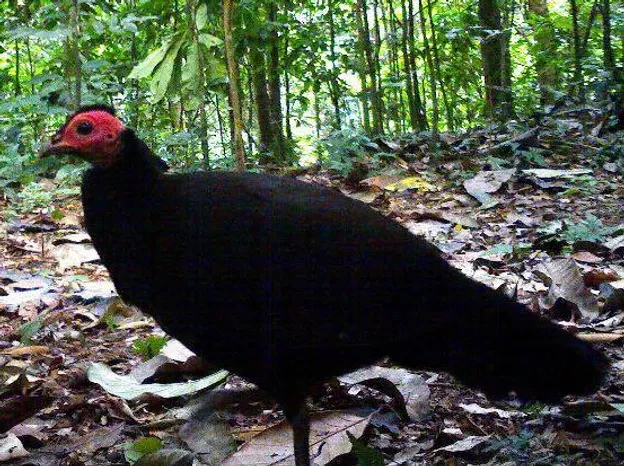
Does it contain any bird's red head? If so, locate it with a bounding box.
[40,105,125,167]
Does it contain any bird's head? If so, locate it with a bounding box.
[40,105,126,167]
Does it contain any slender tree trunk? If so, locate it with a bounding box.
[187,0,211,167]
[527,0,558,104]
[355,0,371,133]
[372,0,386,133]
[284,68,292,141]
[223,0,246,170]
[384,0,401,132]
[14,40,21,97]
[328,0,342,129]
[284,0,293,141]
[478,0,513,119]
[581,0,599,53]
[214,94,227,159]
[267,1,287,163]
[418,0,439,138]
[357,0,384,134]
[502,0,515,114]
[130,21,141,127]
[426,1,453,130]
[407,0,427,129]
[570,0,584,99]
[400,0,417,130]
[313,80,321,138]
[71,0,82,108]
[601,0,615,73]
[249,45,274,159]
[247,67,254,154]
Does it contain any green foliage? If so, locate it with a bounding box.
[563,214,619,244]
[19,315,46,344]
[518,148,548,168]
[123,437,164,465]
[132,335,168,361]
[317,128,371,176]
[4,182,53,217]
[347,432,384,465]
[0,0,619,176]
[4,180,80,219]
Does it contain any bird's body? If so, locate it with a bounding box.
[43,106,608,465]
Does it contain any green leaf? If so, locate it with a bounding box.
[348,432,384,465]
[205,56,228,86]
[124,437,163,464]
[128,35,179,80]
[150,37,184,102]
[196,3,208,31]
[182,40,202,92]
[19,315,45,344]
[136,449,193,466]
[133,335,168,361]
[198,33,222,49]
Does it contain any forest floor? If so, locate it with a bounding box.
[1,111,623,465]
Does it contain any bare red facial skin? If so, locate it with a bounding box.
[43,111,125,167]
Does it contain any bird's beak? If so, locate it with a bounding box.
[39,142,75,158]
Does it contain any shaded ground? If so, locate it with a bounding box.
[1,114,623,465]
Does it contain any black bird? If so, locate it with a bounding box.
[42,105,608,465]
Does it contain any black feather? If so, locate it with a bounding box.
[77,123,608,466]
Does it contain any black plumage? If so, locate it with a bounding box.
[42,107,608,466]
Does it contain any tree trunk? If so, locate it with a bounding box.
[478,0,513,120]
[407,0,427,129]
[71,0,82,108]
[328,0,342,129]
[569,0,584,99]
[249,45,274,159]
[356,0,384,134]
[14,40,21,97]
[214,93,227,160]
[372,0,386,133]
[313,80,321,138]
[601,0,615,73]
[354,0,371,133]
[247,67,254,154]
[384,0,401,132]
[527,0,558,104]
[284,0,293,141]
[223,0,246,170]
[427,0,453,130]
[267,1,287,163]
[400,0,417,130]
[418,0,439,137]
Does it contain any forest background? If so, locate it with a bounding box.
[0,0,621,180]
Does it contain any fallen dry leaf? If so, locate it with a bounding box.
[222,409,374,466]
[1,345,50,357]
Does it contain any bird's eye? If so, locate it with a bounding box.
[76,121,93,135]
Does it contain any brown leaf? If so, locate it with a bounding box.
[575,332,624,343]
[572,251,603,263]
[583,268,620,288]
[538,258,600,321]
[463,169,515,207]
[222,409,374,466]
[1,346,50,357]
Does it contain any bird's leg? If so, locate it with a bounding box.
[286,403,311,466]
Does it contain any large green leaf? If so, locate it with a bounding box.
[198,33,222,49]
[196,3,208,31]
[205,57,228,86]
[150,37,185,102]
[128,34,180,80]
[182,40,202,92]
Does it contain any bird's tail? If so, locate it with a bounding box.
[392,272,608,402]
